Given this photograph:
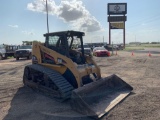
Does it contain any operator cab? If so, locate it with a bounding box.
[44,31,86,64]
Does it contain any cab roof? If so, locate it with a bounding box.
[43,30,85,37]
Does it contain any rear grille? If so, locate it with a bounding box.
[101,52,106,54]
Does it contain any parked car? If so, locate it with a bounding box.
[104,45,121,51]
[117,44,124,50]
[104,45,113,51]
[77,44,92,56]
[113,45,119,50]
[93,47,110,57]
[14,45,32,60]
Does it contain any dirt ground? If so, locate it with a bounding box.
[0,51,160,120]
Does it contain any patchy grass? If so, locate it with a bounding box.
[141,44,160,48]
[126,44,160,48]
[124,47,144,51]
[7,56,14,59]
[124,44,160,51]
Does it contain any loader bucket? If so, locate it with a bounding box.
[70,74,133,119]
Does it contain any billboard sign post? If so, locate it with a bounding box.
[107,3,127,48]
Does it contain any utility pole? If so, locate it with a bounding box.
[103,36,104,45]
[45,0,49,33]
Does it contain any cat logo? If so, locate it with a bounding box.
[114,5,120,12]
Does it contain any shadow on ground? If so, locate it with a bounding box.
[10,59,31,62]
[3,87,92,120]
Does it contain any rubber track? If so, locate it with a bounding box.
[25,64,74,101]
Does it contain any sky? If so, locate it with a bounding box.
[1,0,160,45]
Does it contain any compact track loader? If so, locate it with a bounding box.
[23,30,133,119]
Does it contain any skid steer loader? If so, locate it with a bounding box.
[23,30,133,119]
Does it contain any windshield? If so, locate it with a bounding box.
[68,36,80,49]
[19,45,32,49]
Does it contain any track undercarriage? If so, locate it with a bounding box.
[23,64,74,101]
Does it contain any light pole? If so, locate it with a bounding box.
[103,36,104,45]
[45,0,49,33]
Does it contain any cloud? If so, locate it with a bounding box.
[27,0,102,32]
[22,30,35,35]
[27,0,57,14]
[8,25,19,28]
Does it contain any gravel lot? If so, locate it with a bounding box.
[0,51,160,120]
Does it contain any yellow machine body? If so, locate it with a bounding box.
[32,41,101,88]
[23,31,133,119]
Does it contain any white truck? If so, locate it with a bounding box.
[0,44,19,60]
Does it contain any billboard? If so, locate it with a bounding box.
[108,16,127,22]
[110,22,124,29]
[108,3,127,15]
